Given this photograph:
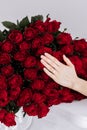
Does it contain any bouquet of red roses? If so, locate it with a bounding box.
[0,15,86,127]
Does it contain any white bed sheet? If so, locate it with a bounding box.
[28,99,87,130]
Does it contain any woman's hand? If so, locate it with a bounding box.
[40,53,78,90]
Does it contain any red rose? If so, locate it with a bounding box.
[61,44,73,55]
[9,85,21,100]
[59,89,75,102]
[24,27,37,40]
[8,74,23,86]
[82,58,87,72]
[0,90,8,107]
[82,71,87,79]
[0,42,3,47]
[73,92,86,100]
[1,40,13,53]
[8,30,23,44]
[36,46,52,56]
[24,56,37,68]
[43,33,53,45]
[0,16,86,122]
[32,79,45,90]
[1,65,14,77]
[32,37,42,49]
[47,98,60,107]
[37,60,44,69]
[46,80,60,89]
[23,104,38,116]
[32,93,46,103]
[82,49,87,57]
[14,51,27,62]
[38,104,49,118]
[0,52,11,64]
[43,46,53,55]
[17,88,32,106]
[73,39,87,53]
[56,32,72,45]
[38,71,50,81]
[34,20,45,33]
[24,68,37,80]
[43,81,59,97]
[0,109,6,122]
[3,112,16,127]
[0,74,7,89]
[69,56,83,75]
[53,51,63,61]
[45,18,61,33]
[19,41,31,51]
[81,59,87,79]
[44,88,58,98]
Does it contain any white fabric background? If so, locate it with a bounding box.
[0,0,87,129]
[0,0,87,39]
[28,99,87,130]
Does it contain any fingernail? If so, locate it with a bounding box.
[44,53,47,55]
[40,55,43,58]
[63,54,65,57]
[40,59,43,63]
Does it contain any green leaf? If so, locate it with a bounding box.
[74,37,79,40]
[19,16,30,28]
[54,30,61,37]
[2,21,17,30]
[31,15,43,23]
[63,28,67,32]
[2,29,9,36]
[0,30,6,41]
[17,20,20,27]
[46,14,50,19]
[5,101,20,113]
[23,112,26,117]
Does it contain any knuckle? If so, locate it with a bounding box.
[49,66,52,71]
[52,74,55,79]
[52,62,55,66]
[52,57,56,62]
[48,59,52,64]
[71,64,74,68]
[54,59,57,64]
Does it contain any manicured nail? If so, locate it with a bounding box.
[44,53,48,55]
[40,59,42,62]
[40,55,43,58]
[63,54,65,57]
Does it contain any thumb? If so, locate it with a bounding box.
[63,55,74,67]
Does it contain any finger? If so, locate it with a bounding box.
[41,55,61,69]
[41,55,59,70]
[41,55,59,69]
[44,53,63,66]
[63,55,74,67]
[41,59,57,74]
[43,67,56,80]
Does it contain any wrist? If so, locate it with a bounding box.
[72,76,87,96]
[72,77,82,91]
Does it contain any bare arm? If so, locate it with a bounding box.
[73,77,87,96]
[40,53,87,96]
